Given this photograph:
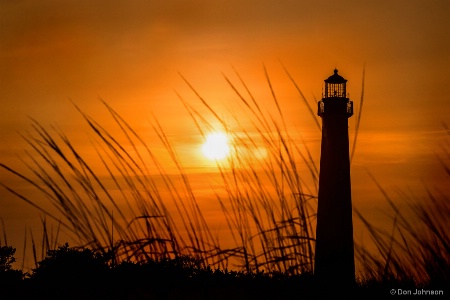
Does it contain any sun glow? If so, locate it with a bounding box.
[202,132,230,160]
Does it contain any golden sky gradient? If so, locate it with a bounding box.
[1,0,450,262]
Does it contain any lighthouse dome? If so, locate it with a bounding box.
[325,69,347,84]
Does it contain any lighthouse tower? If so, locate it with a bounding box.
[314,69,355,285]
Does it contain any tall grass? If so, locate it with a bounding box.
[0,67,448,290]
[0,67,322,275]
[355,132,450,287]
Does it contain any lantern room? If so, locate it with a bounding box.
[318,69,353,117]
[324,69,347,98]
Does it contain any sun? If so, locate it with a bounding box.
[202,132,230,160]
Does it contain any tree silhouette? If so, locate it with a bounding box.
[0,246,23,295]
[0,246,17,272]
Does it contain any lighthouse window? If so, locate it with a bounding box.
[326,83,346,98]
[318,101,325,115]
[347,102,353,114]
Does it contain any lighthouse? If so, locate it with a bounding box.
[314,69,355,285]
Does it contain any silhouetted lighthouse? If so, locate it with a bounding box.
[314,69,355,285]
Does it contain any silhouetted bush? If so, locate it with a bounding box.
[28,243,110,298]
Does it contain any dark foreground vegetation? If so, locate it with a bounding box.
[2,244,443,300]
[3,243,311,300]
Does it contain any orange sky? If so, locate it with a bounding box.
[1,0,450,266]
